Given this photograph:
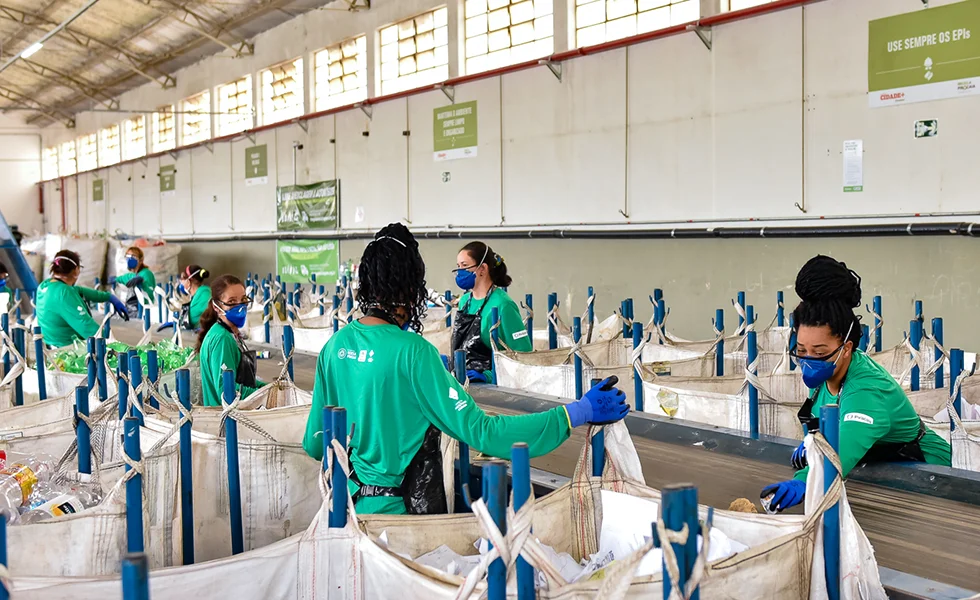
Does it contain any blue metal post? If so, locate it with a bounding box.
[491,307,500,348]
[547,292,558,350]
[121,553,150,600]
[222,369,244,555]
[483,461,507,600]
[821,404,841,600]
[873,295,882,353]
[573,317,583,400]
[910,319,922,392]
[774,291,784,327]
[157,287,164,323]
[176,369,195,565]
[287,291,295,321]
[660,484,699,600]
[524,293,534,342]
[587,286,595,327]
[321,407,333,472]
[86,337,96,395]
[590,378,605,478]
[318,285,325,316]
[263,285,271,344]
[511,444,534,600]
[445,290,453,328]
[737,291,746,334]
[76,385,91,474]
[626,298,635,340]
[454,350,472,505]
[13,319,23,406]
[632,322,644,412]
[747,325,759,440]
[147,350,159,410]
[0,513,7,600]
[124,416,144,553]
[656,298,666,344]
[620,300,629,339]
[332,294,340,333]
[914,300,923,323]
[118,355,130,421]
[345,283,354,315]
[715,309,725,377]
[96,337,107,401]
[932,318,944,389]
[859,325,869,352]
[950,349,964,432]
[283,324,295,381]
[1,315,8,396]
[329,408,349,528]
[789,314,798,372]
[129,354,144,425]
[34,326,47,401]
[653,288,663,304]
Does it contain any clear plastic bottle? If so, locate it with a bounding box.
[0,455,55,512]
[19,493,86,524]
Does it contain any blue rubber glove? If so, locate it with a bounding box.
[760,480,806,512]
[125,276,144,289]
[109,295,129,321]
[564,376,629,428]
[440,354,450,371]
[466,369,489,384]
[157,322,175,332]
[791,442,807,470]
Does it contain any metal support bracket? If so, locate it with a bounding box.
[204,142,214,154]
[537,59,562,82]
[686,24,712,50]
[436,83,455,104]
[346,0,370,10]
[245,131,256,144]
[295,119,309,133]
[355,102,373,120]
[140,158,148,167]
[168,151,179,161]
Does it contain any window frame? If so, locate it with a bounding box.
[181,90,212,146]
[216,75,254,137]
[77,133,98,172]
[574,0,700,48]
[314,35,368,112]
[58,140,77,177]
[98,124,121,167]
[463,0,555,75]
[151,105,176,153]
[260,57,305,126]
[379,7,451,95]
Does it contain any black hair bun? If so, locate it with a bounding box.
[795,255,862,308]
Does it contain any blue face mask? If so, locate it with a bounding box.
[217,302,249,328]
[796,323,853,389]
[126,256,139,270]
[177,282,187,295]
[0,278,7,288]
[455,269,476,291]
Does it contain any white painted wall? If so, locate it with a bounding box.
[37,0,980,238]
[0,114,42,233]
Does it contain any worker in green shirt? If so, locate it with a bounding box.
[302,224,629,515]
[446,241,531,384]
[762,256,951,512]
[35,250,128,348]
[116,246,156,318]
[196,274,265,407]
[159,264,212,331]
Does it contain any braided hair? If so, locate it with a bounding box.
[357,223,428,332]
[792,255,863,347]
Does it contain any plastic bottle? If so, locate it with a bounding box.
[0,455,55,510]
[19,493,86,524]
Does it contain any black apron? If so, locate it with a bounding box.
[347,308,448,514]
[219,322,257,388]
[448,290,495,375]
[797,378,927,466]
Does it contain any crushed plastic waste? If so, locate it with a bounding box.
[0,453,56,523]
[49,339,194,375]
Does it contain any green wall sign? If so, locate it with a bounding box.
[159,164,176,197]
[277,180,339,231]
[92,178,104,202]
[277,239,340,284]
[869,0,980,107]
[433,101,478,161]
[245,144,268,186]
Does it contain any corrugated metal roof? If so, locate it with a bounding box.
[0,0,345,126]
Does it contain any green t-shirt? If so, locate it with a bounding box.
[117,267,156,298]
[794,349,951,481]
[188,285,211,329]
[302,320,570,515]
[198,323,263,407]
[35,279,110,348]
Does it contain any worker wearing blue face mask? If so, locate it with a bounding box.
[444,242,531,384]
[197,274,266,407]
[116,247,156,318]
[760,256,950,513]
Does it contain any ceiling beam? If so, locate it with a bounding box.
[14,58,120,110]
[139,0,254,57]
[0,84,74,127]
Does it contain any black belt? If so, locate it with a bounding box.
[350,470,402,500]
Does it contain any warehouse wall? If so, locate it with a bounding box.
[0,114,42,233]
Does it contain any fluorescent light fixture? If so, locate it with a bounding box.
[21,42,43,59]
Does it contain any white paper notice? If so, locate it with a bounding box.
[843,140,863,193]
[354,206,365,223]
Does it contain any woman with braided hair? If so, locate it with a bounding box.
[761,255,951,512]
[302,223,629,515]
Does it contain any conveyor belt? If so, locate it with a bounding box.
[113,323,980,591]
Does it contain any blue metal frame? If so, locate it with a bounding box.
[121,552,150,600]
[821,404,841,600]
[483,461,507,600]
[283,324,295,381]
[222,369,244,555]
[511,444,534,600]
[124,416,144,553]
[329,408,349,528]
[715,309,724,377]
[76,385,91,474]
[932,318,944,389]
[573,317,583,400]
[524,293,533,340]
[176,369,195,565]
[146,350,159,410]
[547,292,558,350]
[633,321,644,412]
[660,484,699,600]
[34,327,47,401]
[129,354,145,425]
[873,295,883,353]
[910,319,922,392]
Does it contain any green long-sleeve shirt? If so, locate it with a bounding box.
[35,279,110,348]
[794,349,951,482]
[117,267,156,299]
[302,320,571,514]
[457,288,532,382]
[199,322,264,407]
[188,285,211,329]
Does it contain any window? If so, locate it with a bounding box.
[575,0,699,47]
[314,36,367,111]
[464,0,554,74]
[123,115,146,160]
[152,106,176,152]
[42,147,58,180]
[182,91,211,145]
[726,0,775,10]
[98,125,121,167]
[380,8,449,95]
[77,133,98,172]
[217,76,253,136]
[261,58,304,125]
[58,141,76,176]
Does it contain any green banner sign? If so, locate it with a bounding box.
[433,101,478,161]
[277,180,339,231]
[276,239,340,284]
[245,144,268,186]
[869,0,980,107]
[92,178,104,202]
[159,164,176,196]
